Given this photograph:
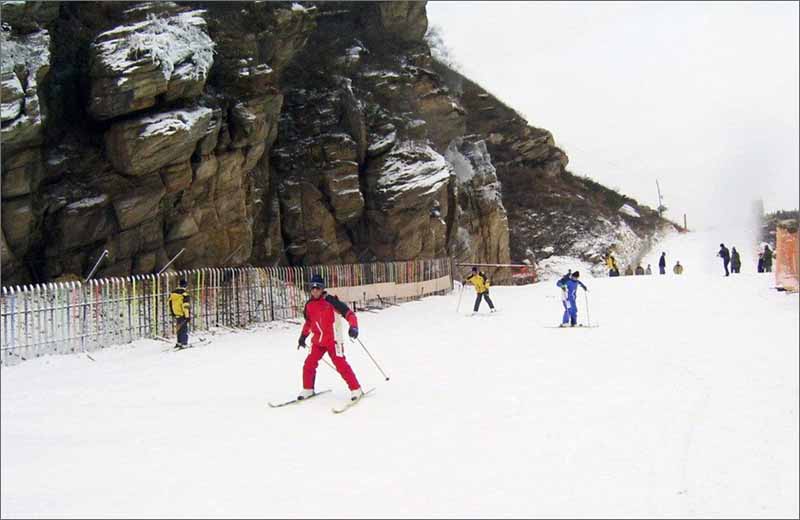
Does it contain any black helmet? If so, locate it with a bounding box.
[179,279,187,287]
[471,266,478,272]
[309,274,325,289]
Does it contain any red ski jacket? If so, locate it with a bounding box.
[300,293,358,348]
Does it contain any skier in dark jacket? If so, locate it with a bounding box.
[718,243,731,276]
[762,244,773,273]
[658,252,667,275]
[758,253,765,273]
[731,247,741,274]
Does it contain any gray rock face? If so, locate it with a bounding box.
[445,137,511,278]
[0,29,50,151]
[88,6,214,120]
[363,141,451,259]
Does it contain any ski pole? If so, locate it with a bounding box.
[456,283,465,313]
[321,356,336,372]
[583,289,590,327]
[355,338,390,381]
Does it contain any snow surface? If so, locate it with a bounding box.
[2,231,798,518]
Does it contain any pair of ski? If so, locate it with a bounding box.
[268,388,374,414]
[161,337,212,352]
[544,324,600,329]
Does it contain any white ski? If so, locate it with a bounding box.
[332,388,375,414]
[268,389,332,408]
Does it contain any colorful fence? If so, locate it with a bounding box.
[0,258,453,366]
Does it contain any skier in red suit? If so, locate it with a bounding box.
[297,274,363,401]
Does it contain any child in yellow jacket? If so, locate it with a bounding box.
[464,267,496,313]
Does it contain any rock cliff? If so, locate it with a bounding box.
[1,1,671,285]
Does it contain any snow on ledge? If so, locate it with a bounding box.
[137,106,213,139]
[618,203,641,218]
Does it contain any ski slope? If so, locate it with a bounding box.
[2,230,798,518]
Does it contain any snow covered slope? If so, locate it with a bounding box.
[2,231,798,518]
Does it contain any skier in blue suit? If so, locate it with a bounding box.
[556,271,588,327]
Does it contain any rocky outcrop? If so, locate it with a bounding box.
[87,6,214,120]
[445,137,510,275]
[104,107,213,175]
[1,1,668,286]
[363,141,450,259]
[1,12,54,282]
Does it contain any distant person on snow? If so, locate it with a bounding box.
[556,271,588,327]
[635,264,645,275]
[606,254,619,277]
[762,244,773,273]
[673,261,684,275]
[718,243,731,276]
[624,266,634,276]
[659,252,667,275]
[297,274,363,403]
[168,278,191,349]
[645,264,653,275]
[757,252,765,273]
[731,247,741,274]
[464,266,496,313]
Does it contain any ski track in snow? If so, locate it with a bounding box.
[1,230,798,518]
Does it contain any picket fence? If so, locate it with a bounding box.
[0,258,453,366]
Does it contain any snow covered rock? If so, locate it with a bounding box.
[364,141,451,258]
[88,7,214,120]
[445,137,511,277]
[618,203,641,218]
[0,29,50,150]
[104,106,213,176]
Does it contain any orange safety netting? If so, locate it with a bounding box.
[775,225,799,292]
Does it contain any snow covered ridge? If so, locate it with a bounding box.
[92,10,215,83]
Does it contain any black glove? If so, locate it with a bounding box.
[348,327,359,339]
[298,334,307,349]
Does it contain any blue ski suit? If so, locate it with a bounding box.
[556,276,588,325]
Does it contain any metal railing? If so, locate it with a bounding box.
[0,258,453,365]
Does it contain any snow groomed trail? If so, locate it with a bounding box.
[2,231,798,518]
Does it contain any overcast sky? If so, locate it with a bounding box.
[427,1,799,228]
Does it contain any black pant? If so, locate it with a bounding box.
[175,317,190,346]
[474,292,494,312]
[723,259,730,276]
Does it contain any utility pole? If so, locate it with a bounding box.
[656,180,667,217]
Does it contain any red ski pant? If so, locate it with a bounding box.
[302,343,360,391]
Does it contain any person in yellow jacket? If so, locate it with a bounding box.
[464,266,496,313]
[606,253,620,277]
[168,279,191,348]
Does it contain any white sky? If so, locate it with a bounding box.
[427,1,799,227]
